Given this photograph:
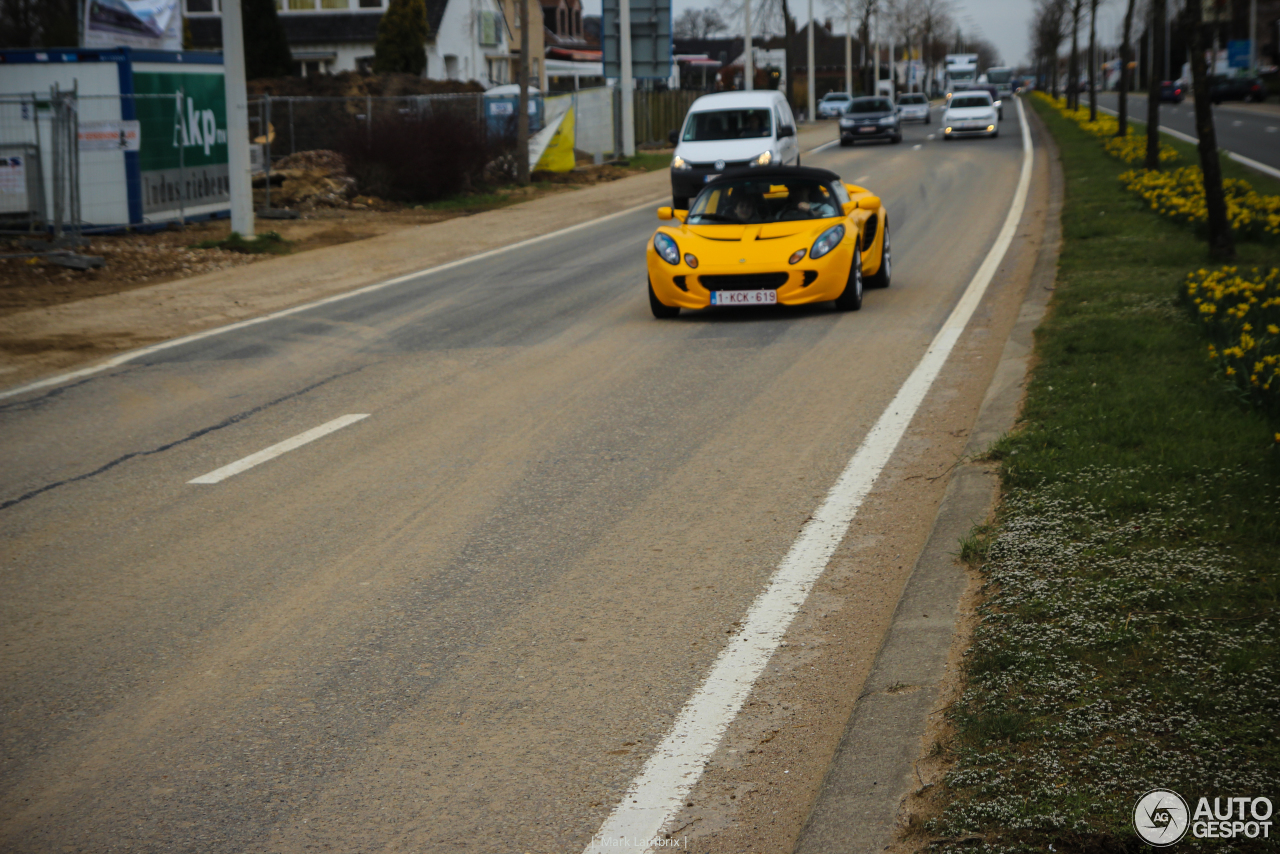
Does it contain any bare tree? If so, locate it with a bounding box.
[675,8,729,39]
[1088,0,1100,120]
[1181,0,1234,259]
[1143,0,1164,168]
[1116,0,1136,134]
[1067,0,1083,109]
[1030,0,1070,97]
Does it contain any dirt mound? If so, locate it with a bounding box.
[258,150,359,209]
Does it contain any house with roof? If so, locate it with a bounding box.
[184,0,513,86]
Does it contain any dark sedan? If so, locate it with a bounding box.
[838,97,902,145]
[1159,80,1185,103]
[1209,75,1266,104]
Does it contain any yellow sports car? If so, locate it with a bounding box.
[646,165,890,318]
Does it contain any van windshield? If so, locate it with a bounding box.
[682,109,773,141]
[949,95,991,109]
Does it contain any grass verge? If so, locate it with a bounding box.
[191,231,291,255]
[919,96,1280,852]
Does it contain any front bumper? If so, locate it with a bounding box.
[840,122,898,141]
[647,241,857,309]
[899,108,930,122]
[944,121,997,137]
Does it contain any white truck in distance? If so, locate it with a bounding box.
[944,53,978,97]
[984,66,1015,99]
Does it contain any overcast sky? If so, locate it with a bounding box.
[581,0,1044,67]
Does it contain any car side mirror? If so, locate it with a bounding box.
[857,195,881,210]
[778,124,795,138]
[668,129,678,145]
[841,200,859,216]
[657,206,673,220]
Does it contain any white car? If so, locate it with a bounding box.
[895,92,931,124]
[817,92,853,118]
[943,91,999,140]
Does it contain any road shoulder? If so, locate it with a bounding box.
[790,102,1063,854]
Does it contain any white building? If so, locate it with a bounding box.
[185,0,512,86]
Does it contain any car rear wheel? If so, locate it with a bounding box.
[834,248,863,311]
[866,222,891,289]
[925,113,932,124]
[649,279,680,318]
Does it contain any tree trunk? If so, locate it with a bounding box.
[1088,0,1098,120]
[1184,8,1235,261]
[1144,0,1163,169]
[1117,0,1135,135]
[517,0,529,185]
[1068,0,1080,109]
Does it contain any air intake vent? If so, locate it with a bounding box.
[699,273,789,291]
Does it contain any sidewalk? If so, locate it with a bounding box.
[0,123,837,391]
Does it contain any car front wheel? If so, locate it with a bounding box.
[866,221,891,288]
[649,279,680,318]
[834,248,863,311]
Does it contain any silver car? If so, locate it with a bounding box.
[896,92,931,124]
[817,92,853,119]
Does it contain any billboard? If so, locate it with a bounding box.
[132,70,229,217]
[84,0,183,51]
[602,0,672,79]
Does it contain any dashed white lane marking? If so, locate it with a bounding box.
[584,96,1036,854]
[913,144,923,150]
[1233,120,1244,126]
[188,414,369,484]
[854,174,870,182]
[805,138,842,154]
[927,133,936,139]
[1266,126,1277,133]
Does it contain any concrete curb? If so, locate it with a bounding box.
[791,102,1064,854]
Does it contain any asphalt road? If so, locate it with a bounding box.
[0,110,1039,853]
[1096,91,1280,173]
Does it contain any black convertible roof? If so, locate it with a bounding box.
[710,165,845,185]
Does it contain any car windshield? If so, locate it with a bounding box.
[689,178,841,225]
[949,95,991,109]
[898,95,926,104]
[848,98,893,113]
[682,109,773,141]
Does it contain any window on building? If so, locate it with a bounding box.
[286,0,316,9]
[558,8,566,33]
[186,0,216,12]
[573,9,580,35]
[479,10,500,46]
[320,0,350,8]
[357,0,384,6]
[445,55,459,79]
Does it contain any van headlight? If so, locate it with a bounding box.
[749,150,775,167]
[653,232,680,265]
[809,224,845,260]
[672,155,690,170]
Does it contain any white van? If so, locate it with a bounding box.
[667,90,800,208]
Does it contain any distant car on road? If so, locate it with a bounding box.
[943,91,1000,140]
[896,92,931,124]
[818,92,854,118]
[646,166,891,317]
[1209,75,1266,104]
[1159,80,1185,103]
[838,96,902,145]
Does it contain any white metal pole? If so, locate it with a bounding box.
[845,6,852,94]
[888,37,894,95]
[221,0,254,238]
[745,0,754,90]
[807,0,816,120]
[620,0,635,156]
[874,6,881,92]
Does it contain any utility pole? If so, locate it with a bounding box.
[845,2,852,94]
[1248,0,1256,73]
[517,0,529,183]
[874,4,880,93]
[221,0,253,238]
[745,0,754,90]
[620,0,635,154]
[807,0,816,120]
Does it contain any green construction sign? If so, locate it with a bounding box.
[132,71,229,216]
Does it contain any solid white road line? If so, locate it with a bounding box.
[806,138,842,155]
[584,97,1036,854]
[188,414,369,484]
[913,144,923,150]
[1096,105,1280,180]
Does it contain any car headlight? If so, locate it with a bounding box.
[839,118,853,127]
[809,224,845,261]
[879,115,896,125]
[653,232,680,265]
[672,155,690,170]
[749,150,775,167]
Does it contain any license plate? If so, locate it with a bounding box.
[859,126,878,133]
[710,290,777,306]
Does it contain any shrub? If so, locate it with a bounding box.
[1121,166,1280,241]
[1184,266,1280,414]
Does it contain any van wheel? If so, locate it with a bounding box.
[835,248,863,311]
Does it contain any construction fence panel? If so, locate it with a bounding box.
[569,86,614,161]
[633,89,700,148]
[0,95,46,226]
